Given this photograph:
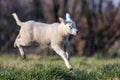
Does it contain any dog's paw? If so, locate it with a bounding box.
[21,54,26,60]
[69,67,73,70]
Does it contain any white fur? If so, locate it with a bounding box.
[12,13,78,70]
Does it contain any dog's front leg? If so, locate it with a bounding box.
[64,44,70,61]
[51,44,73,70]
[64,37,70,61]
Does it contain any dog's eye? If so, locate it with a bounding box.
[69,26,72,29]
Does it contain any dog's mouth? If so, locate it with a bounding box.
[71,31,79,35]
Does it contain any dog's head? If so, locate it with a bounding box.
[59,13,78,35]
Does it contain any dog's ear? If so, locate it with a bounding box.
[66,13,71,21]
[59,17,67,24]
[59,17,64,22]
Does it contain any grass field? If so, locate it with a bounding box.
[0,54,120,80]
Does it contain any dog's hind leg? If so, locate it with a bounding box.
[14,34,26,59]
[18,46,26,59]
[16,42,26,59]
[14,34,21,48]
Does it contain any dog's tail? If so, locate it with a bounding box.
[12,13,22,26]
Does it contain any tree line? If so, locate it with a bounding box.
[0,0,120,57]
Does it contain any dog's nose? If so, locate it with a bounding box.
[76,30,79,34]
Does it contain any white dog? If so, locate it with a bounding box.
[12,13,78,70]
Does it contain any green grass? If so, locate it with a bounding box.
[0,54,120,80]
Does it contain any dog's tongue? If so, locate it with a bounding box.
[66,13,72,21]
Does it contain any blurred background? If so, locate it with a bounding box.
[0,0,120,57]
